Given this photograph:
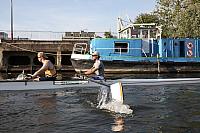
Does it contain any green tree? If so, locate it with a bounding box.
[134,13,159,24]
[155,0,200,38]
[104,32,113,38]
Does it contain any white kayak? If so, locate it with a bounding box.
[0,80,91,91]
[1,78,200,91]
[116,78,200,86]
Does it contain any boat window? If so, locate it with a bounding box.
[114,42,128,53]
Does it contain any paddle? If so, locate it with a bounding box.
[78,70,124,103]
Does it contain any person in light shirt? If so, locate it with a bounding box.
[84,51,105,80]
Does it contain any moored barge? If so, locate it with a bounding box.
[71,19,200,74]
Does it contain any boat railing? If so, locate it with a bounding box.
[94,48,148,57]
[72,43,148,57]
[72,43,88,54]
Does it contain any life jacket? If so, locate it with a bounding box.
[45,69,57,77]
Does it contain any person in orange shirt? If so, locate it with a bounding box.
[31,52,57,81]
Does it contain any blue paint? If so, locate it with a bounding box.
[88,38,200,63]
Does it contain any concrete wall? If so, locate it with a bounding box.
[0,39,90,72]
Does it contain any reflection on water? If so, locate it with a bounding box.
[34,94,57,132]
[112,116,124,132]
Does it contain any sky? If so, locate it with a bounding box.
[0,0,156,39]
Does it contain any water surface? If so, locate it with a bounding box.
[1,81,200,132]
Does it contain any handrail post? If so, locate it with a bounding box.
[157,53,160,73]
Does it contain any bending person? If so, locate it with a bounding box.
[31,52,57,81]
[84,51,105,80]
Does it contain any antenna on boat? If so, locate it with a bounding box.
[126,15,133,24]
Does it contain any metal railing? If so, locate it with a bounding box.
[94,47,148,57]
[72,43,88,54]
[0,30,117,40]
[72,43,148,57]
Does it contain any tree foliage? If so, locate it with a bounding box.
[104,32,114,38]
[155,0,200,38]
[134,13,159,24]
